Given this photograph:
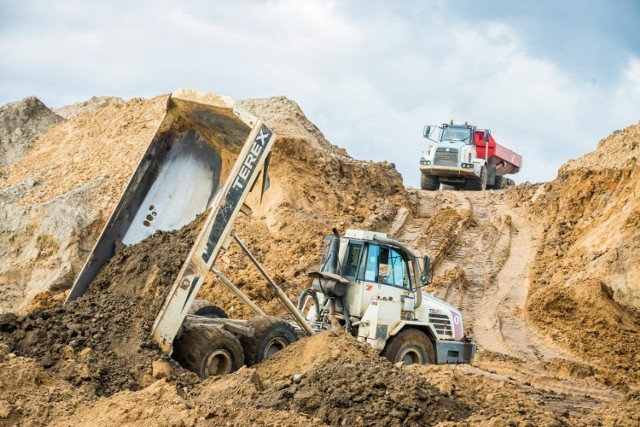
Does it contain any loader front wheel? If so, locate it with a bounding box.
[173,326,244,378]
[382,329,435,365]
[240,316,298,366]
[420,173,440,191]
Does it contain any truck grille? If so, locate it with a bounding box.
[434,148,459,167]
[429,313,453,337]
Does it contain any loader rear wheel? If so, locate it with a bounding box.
[189,299,228,319]
[382,329,435,365]
[420,173,440,191]
[239,316,298,366]
[173,326,244,378]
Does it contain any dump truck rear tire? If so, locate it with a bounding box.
[173,326,244,378]
[382,328,435,365]
[420,173,440,191]
[493,175,506,190]
[239,316,298,366]
[189,299,228,319]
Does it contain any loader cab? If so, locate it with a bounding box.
[316,233,415,318]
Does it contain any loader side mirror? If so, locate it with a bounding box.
[423,125,431,138]
[421,256,430,284]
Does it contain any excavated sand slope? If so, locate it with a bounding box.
[0,94,639,426]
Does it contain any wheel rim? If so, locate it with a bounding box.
[204,349,233,377]
[398,347,424,365]
[264,337,288,360]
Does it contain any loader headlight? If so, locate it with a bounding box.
[420,159,431,165]
[461,163,474,168]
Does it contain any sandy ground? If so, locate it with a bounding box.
[0,93,639,426]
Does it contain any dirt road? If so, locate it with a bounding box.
[393,189,621,418]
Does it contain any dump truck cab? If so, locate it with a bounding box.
[302,229,476,365]
[419,122,521,191]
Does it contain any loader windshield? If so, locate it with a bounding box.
[441,127,470,142]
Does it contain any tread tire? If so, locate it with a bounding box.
[173,326,244,378]
[465,166,487,191]
[493,175,506,190]
[189,299,228,319]
[420,173,440,191]
[381,328,435,365]
[239,316,298,366]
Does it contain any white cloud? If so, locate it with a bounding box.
[0,0,637,187]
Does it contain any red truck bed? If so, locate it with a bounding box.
[474,131,522,175]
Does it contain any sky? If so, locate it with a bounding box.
[1,0,639,186]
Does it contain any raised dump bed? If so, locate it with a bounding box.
[66,89,276,353]
[473,131,522,176]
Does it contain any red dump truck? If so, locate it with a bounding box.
[419,122,522,191]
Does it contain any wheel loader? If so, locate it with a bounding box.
[299,229,476,365]
[65,89,474,379]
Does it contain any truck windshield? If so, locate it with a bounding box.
[441,127,470,142]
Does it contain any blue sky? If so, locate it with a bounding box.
[1,0,639,186]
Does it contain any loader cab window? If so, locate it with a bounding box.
[364,244,411,289]
[342,242,364,281]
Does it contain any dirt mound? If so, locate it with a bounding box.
[0,96,167,314]
[0,215,205,396]
[520,127,640,387]
[252,332,468,426]
[0,347,86,426]
[54,96,126,119]
[0,96,62,171]
[563,122,640,172]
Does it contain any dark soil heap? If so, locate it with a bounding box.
[0,215,206,396]
[255,356,469,426]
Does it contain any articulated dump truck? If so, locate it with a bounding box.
[66,89,294,377]
[66,90,475,379]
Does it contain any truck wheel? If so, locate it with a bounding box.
[189,299,228,319]
[420,173,440,191]
[239,316,298,366]
[493,175,506,190]
[382,329,435,365]
[505,178,516,187]
[173,326,244,378]
[465,167,487,191]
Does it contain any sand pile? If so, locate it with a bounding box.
[519,122,640,387]
[0,96,167,314]
[0,96,62,170]
[54,96,126,119]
